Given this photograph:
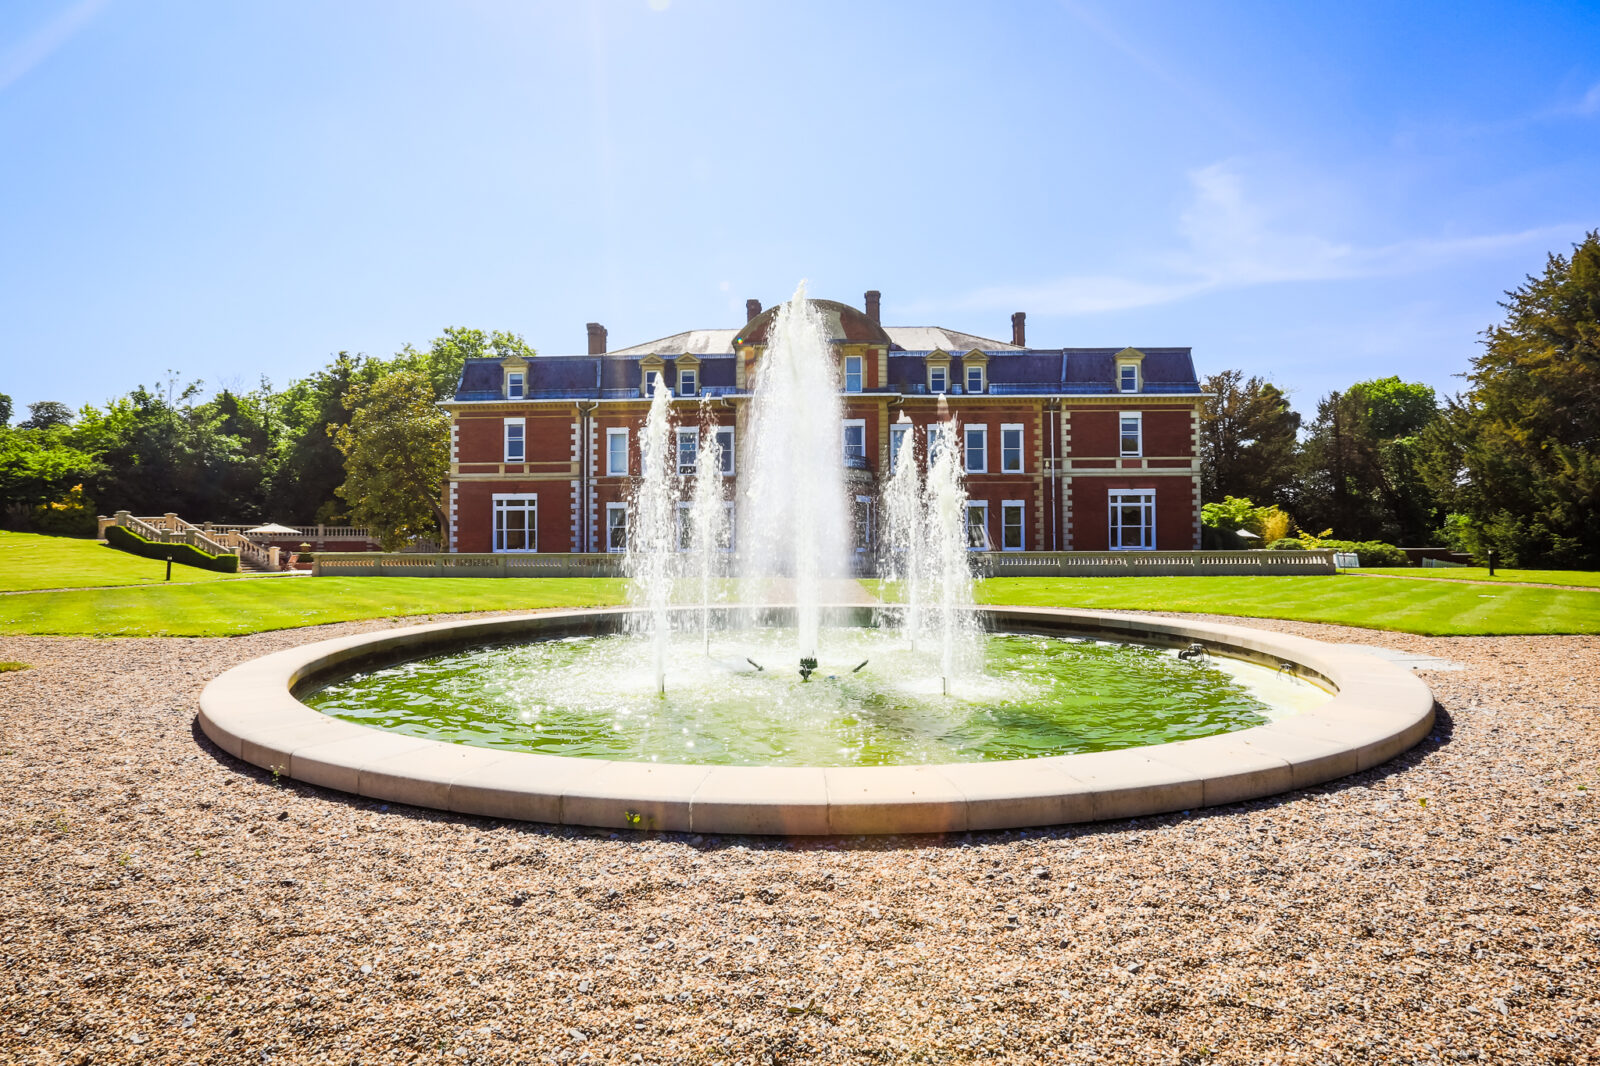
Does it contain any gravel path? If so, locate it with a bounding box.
[2,612,1597,1064]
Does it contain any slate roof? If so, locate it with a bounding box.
[450,303,1198,402]
[604,325,1016,356]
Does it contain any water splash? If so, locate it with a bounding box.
[739,281,850,660]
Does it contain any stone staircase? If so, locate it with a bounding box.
[99,512,284,571]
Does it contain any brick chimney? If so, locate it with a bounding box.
[1011,311,1026,347]
[745,298,762,321]
[586,322,607,355]
[864,290,881,324]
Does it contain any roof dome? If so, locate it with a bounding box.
[734,299,893,349]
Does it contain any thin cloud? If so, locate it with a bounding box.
[953,161,1574,316]
[1573,81,1600,115]
[0,0,109,93]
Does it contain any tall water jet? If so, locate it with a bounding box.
[688,408,728,655]
[625,377,677,695]
[925,417,976,695]
[880,415,927,651]
[740,283,850,660]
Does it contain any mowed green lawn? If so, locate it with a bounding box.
[0,530,251,591]
[0,576,630,636]
[1352,567,1600,589]
[973,575,1599,636]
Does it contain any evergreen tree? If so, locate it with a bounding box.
[1297,377,1438,544]
[1199,370,1301,505]
[1423,232,1600,566]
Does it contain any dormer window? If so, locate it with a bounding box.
[506,371,524,399]
[679,367,697,397]
[966,365,984,394]
[1114,348,1145,393]
[639,355,667,397]
[929,366,948,394]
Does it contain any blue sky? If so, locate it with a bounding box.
[2,0,1596,415]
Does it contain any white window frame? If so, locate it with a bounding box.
[1000,423,1024,473]
[506,371,524,399]
[605,502,629,553]
[842,419,867,463]
[605,427,629,476]
[1001,499,1025,552]
[492,494,537,553]
[675,426,698,475]
[1108,489,1156,551]
[715,426,735,476]
[844,355,863,394]
[643,370,660,397]
[503,417,525,463]
[1119,411,1143,457]
[929,365,948,394]
[889,423,910,474]
[678,367,697,397]
[1118,362,1141,393]
[854,494,873,553]
[965,500,990,551]
[926,424,950,462]
[965,365,984,395]
[964,423,987,474]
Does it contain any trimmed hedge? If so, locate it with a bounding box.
[1267,539,1306,551]
[105,524,240,573]
[1319,539,1410,567]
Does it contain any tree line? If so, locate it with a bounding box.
[1198,231,1599,568]
[2,233,1597,566]
[0,328,532,550]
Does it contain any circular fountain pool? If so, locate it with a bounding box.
[304,627,1329,767]
[199,606,1435,836]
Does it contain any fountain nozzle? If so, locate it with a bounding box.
[799,657,818,682]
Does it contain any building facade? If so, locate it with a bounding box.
[442,293,1205,558]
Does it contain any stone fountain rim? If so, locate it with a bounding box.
[197,606,1436,835]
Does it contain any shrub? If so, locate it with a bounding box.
[1319,539,1410,567]
[1266,538,1305,550]
[1202,495,1296,545]
[1201,524,1247,550]
[105,524,240,573]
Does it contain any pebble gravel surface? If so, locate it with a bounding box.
[1,612,1597,1065]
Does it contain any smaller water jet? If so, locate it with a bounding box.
[686,401,729,656]
[626,376,677,696]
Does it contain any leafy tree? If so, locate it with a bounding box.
[266,353,382,522]
[1199,371,1300,505]
[1422,232,1600,566]
[391,327,536,401]
[19,401,75,431]
[0,393,12,426]
[69,376,273,521]
[329,370,449,550]
[1297,377,1439,544]
[0,430,98,527]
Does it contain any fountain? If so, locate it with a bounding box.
[739,284,852,666]
[200,285,1437,834]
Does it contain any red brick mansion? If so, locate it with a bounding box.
[442,293,1204,558]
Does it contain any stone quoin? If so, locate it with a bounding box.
[441,293,1206,557]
